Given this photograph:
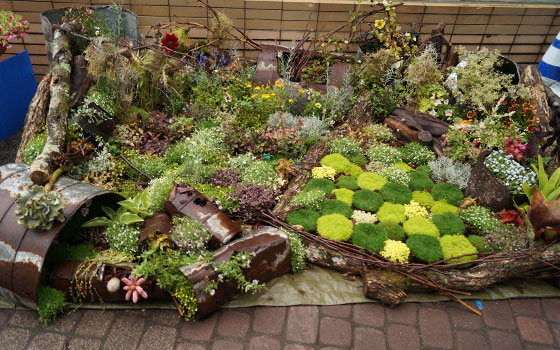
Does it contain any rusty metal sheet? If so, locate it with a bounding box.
[0,163,122,309]
[180,226,291,318]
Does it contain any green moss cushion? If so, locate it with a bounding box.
[317,214,353,241]
[352,223,388,253]
[408,171,434,191]
[377,202,406,224]
[431,182,464,206]
[440,235,478,264]
[286,209,320,232]
[320,153,352,174]
[348,153,368,165]
[430,200,459,215]
[357,172,387,191]
[380,183,412,204]
[406,235,443,263]
[332,188,354,206]
[346,163,364,177]
[379,222,406,241]
[468,235,489,253]
[394,161,414,172]
[353,190,384,213]
[303,178,335,197]
[336,176,359,190]
[403,217,440,238]
[432,212,465,236]
[412,191,435,208]
[321,199,353,218]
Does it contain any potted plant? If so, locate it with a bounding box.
[0,10,29,58]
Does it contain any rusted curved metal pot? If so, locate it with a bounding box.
[0,163,122,309]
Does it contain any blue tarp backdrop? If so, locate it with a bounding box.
[0,50,37,140]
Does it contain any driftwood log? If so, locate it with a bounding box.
[15,73,52,163]
[29,22,77,185]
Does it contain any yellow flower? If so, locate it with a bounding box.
[262,93,271,99]
[299,89,305,94]
[246,83,252,88]
[293,84,298,88]
[288,99,293,103]
[271,92,276,96]
[255,86,261,90]
[275,80,283,88]
[251,94,257,98]
[315,102,322,108]
[375,19,386,29]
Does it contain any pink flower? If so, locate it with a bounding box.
[429,109,437,117]
[121,276,148,303]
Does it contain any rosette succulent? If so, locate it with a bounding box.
[15,185,66,231]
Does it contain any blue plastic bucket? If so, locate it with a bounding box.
[538,32,560,85]
[0,51,37,140]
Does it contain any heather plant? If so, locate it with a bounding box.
[366,144,402,164]
[428,156,471,190]
[484,150,536,195]
[405,44,443,96]
[291,189,325,211]
[231,183,276,221]
[399,142,436,166]
[459,206,502,235]
[379,165,410,186]
[171,215,211,257]
[483,224,534,252]
[146,168,179,212]
[362,123,396,145]
[211,169,241,187]
[267,112,329,141]
[241,160,283,191]
[329,137,363,159]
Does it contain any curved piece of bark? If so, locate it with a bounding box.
[522,65,553,157]
[16,73,52,163]
[30,22,77,185]
[384,116,421,142]
[392,107,450,137]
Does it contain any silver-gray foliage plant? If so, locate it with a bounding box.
[16,185,66,231]
[428,156,472,190]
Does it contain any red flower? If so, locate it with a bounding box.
[161,32,178,53]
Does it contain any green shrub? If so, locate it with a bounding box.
[292,188,325,211]
[366,144,402,164]
[408,171,434,191]
[321,199,353,218]
[332,188,354,206]
[440,235,478,264]
[380,222,406,241]
[431,182,464,206]
[317,214,353,241]
[399,142,436,165]
[242,160,280,189]
[406,235,443,263]
[287,209,320,232]
[23,133,47,165]
[357,172,387,191]
[412,191,435,208]
[352,223,387,253]
[38,286,67,325]
[353,190,384,212]
[303,178,335,197]
[432,212,465,236]
[430,200,459,215]
[380,183,412,204]
[377,202,406,224]
[403,217,440,238]
[337,175,358,190]
[467,235,489,253]
[126,153,167,180]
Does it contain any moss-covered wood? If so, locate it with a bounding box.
[30,22,77,185]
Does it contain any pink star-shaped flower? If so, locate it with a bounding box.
[121,276,148,303]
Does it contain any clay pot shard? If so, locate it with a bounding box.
[180,226,291,319]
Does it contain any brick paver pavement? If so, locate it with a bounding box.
[1,298,559,349]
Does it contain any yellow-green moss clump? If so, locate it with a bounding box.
[404,200,429,219]
[320,153,363,177]
[430,200,459,215]
[312,166,337,180]
[380,240,410,263]
[317,214,353,241]
[412,191,435,208]
[336,175,359,190]
[403,217,440,238]
[377,202,406,224]
[394,161,414,172]
[440,235,477,264]
[332,188,354,206]
[357,172,387,191]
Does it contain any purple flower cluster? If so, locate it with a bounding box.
[484,224,534,253]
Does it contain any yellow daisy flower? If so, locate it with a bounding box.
[315,102,322,108]
[375,19,386,29]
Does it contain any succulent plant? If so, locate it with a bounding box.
[15,185,66,231]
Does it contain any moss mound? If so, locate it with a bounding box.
[377,202,406,224]
[431,182,464,206]
[348,153,368,165]
[286,209,320,232]
[321,199,353,218]
[408,171,434,191]
[320,153,351,174]
[412,191,435,208]
[406,235,443,263]
[379,222,406,241]
[380,183,412,204]
[468,235,489,253]
[432,212,465,236]
[440,235,478,264]
[303,178,335,197]
[336,175,359,190]
[353,190,384,213]
[332,188,354,206]
[352,223,388,253]
[403,217,440,238]
[317,214,353,241]
[430,200,459,215]
[357,172,387,191]
[346,163,364,177]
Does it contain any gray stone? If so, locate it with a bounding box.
[0,327,31,350]
[27,332,67,350]
[68,337,102,350]
[76,310,115,337]
[138,325,177,350]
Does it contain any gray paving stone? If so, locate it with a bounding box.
[138,325,177,350]
[76,310,115,337]
[211,339,243,350]
[283,344,315,350]
[27,332,67,350]
[104,315,145,350]
[0,309,11,326]
[7,310,40,328]
[456,330,488,350]
[510,298,543,317]
[483,300,516,330]
[216,310,251,338]
[286,306,319,344]
[542,298,560,322]
[419,307,452,349]
[449,302,483,330]
[0,327,31,350]
[68,337,102,350]
[487,330,523,350]
[146,309,182,327]
[43,309,81,333]
[516,316,554,345]
[387,323,421,350]
[175,342,207,350]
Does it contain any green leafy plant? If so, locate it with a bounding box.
[376,202,405,224]
[431,182,464,206]
[440,235,477,265]
[332,188,354,206]
[352,223,387,253]
[283,229,306,272]
[357,172,387,191]
[432,212,465,236]
[22,133,46,165]
[16,185,66,231]
[522,155,560,204]
[379,222,406,241]
[336,175,359,190]
[408,171,434,191]
[37,286,67,325]
[82,189,153,228]
[291,188,326,211]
